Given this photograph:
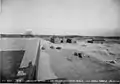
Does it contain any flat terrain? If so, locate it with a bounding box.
[40,40,120,82]
[1,38,120,83]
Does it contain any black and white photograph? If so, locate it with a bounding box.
[0,0,120,84]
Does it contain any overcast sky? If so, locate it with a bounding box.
[0,0,120,36]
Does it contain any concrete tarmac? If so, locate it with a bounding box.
[37,51,57,81]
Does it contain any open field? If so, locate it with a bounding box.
[0,37,120,83]
[41,41,120,81]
